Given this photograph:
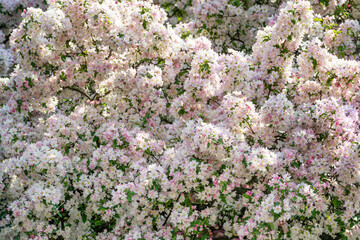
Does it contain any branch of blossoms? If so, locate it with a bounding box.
[0,0,360,239]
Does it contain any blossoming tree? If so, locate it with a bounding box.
[1,0,360,239]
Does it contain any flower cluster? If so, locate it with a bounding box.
[0,0,48,76]
[1,0,360,239]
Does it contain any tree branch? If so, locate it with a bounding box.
[244,118,256,135]
[226,32,245,45]
[163,194,181,226]
[63,86,92,100]
[105,47,113,60]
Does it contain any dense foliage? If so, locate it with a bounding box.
[1,0,360,239]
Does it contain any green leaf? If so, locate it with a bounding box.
[262,35,271,43]
[178,106,187,116]
[220,194,226,203]
[152,179,161,191]
[60,71,67,81]
[81,213,87,223]
[243,193,251,199]
[269,222,275,230]
[126,190,135,203]
[319,0,329,6]
[242,159,247,167]
[98,207,107,211]
[142,21,148,30]
[333,197,341,208]
[113,139,118,148]
[61,54,66,62]
[64,142,72,155]
[310,57,317,70]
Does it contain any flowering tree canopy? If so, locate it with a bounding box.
[1,0,360,239]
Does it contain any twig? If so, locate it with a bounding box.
[163,194,181,226]
[63,86,92,100]
[64,85,112,102]
[106,47,113,60]
[93,90,112,101]
[208,98,221,106]
[226,32,245,45]
[148,152,161,165]
[244,118,256,135]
